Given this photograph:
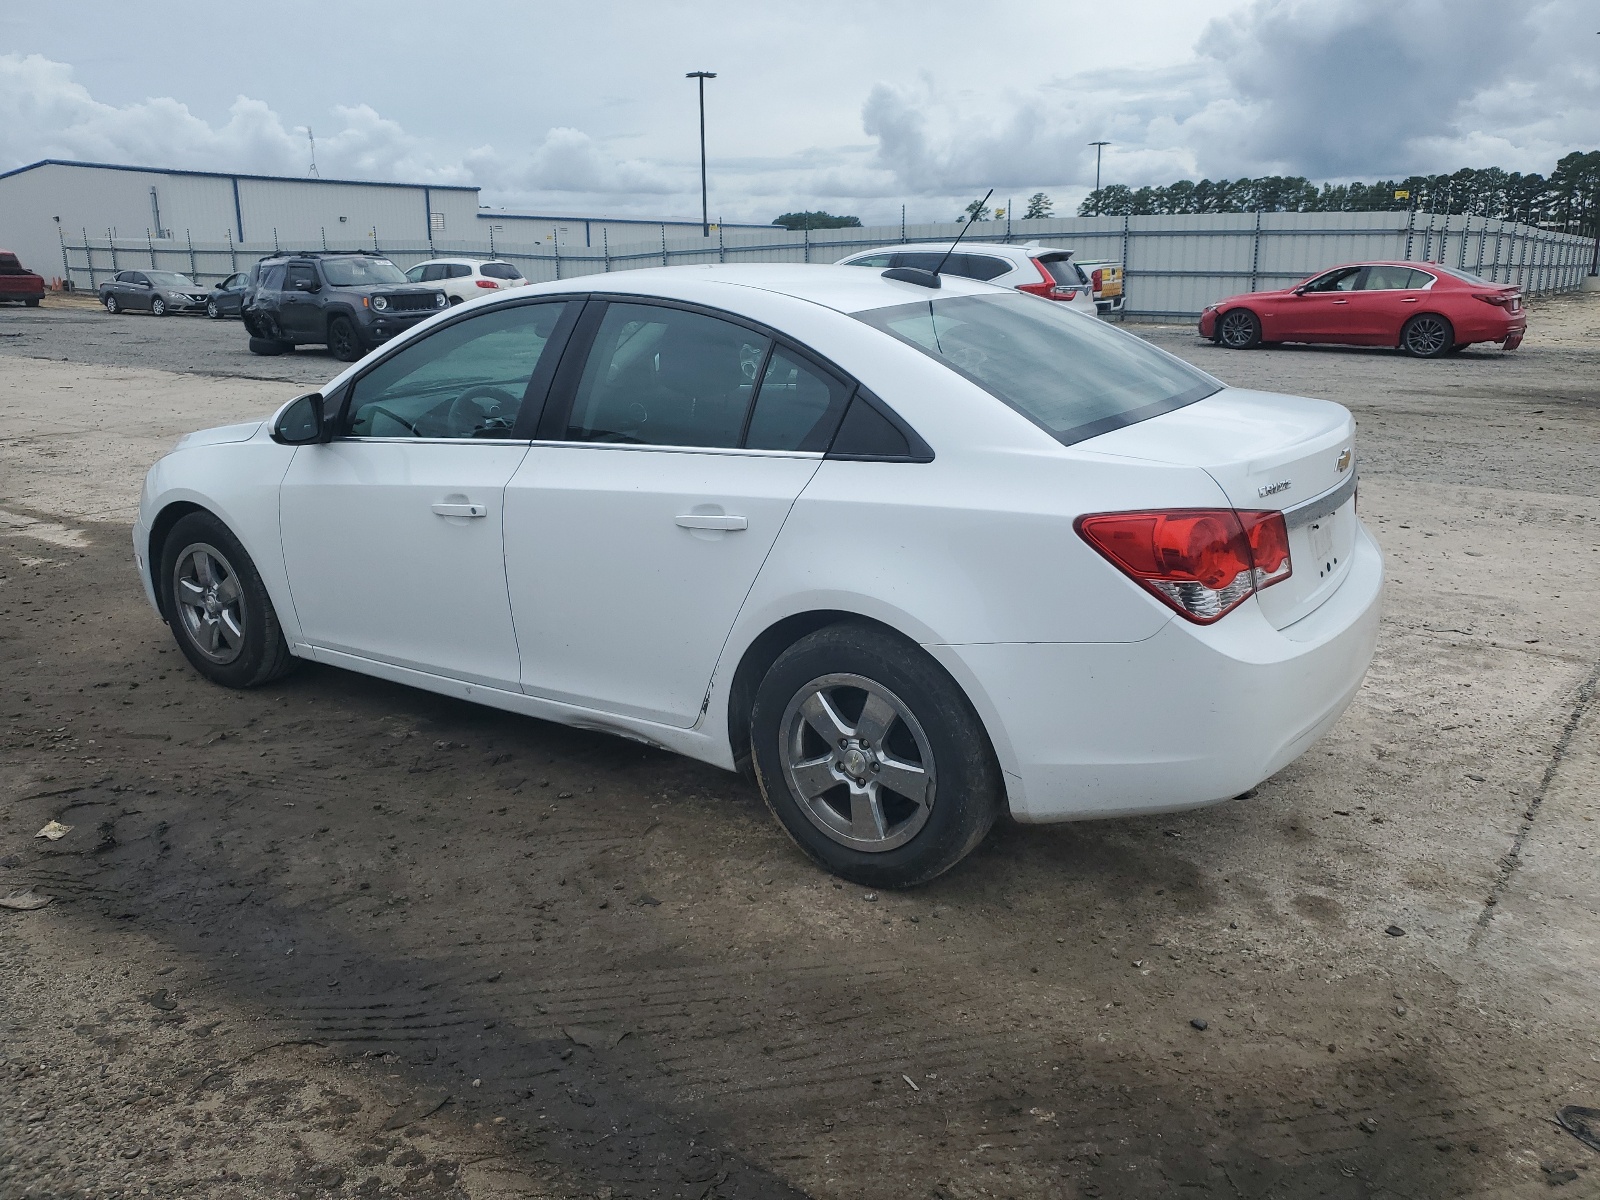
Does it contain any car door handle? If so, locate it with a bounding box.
[675,513,747,531]
[1332,299,1349,304]
[432,502,487,518]
[1401,297,1419,303]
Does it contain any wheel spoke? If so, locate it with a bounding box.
[205,619,222,652]
[214,573,241,604]
[800,690,852,745]
[875,755,930,805]
[788,755,839,802]
[218,609,244,647]
[854,691,897,747]
[191,552,214,586]
[849,785,888,841]
[177,578,206,605]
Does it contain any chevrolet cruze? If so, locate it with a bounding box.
[135,264,1383,886]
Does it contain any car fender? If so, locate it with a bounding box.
[322,301,363,330]
[139,432,303,647]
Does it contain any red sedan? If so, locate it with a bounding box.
[1198,261,1525,358]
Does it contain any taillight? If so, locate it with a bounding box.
[1076,508,1292,624]
[1474,292,1519,309]
[1091,268,1103,290]
[475,279,498,288]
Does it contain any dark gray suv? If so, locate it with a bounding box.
[242,251,447,361]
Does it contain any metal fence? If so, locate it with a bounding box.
[57,208,1596,321]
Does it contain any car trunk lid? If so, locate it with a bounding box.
[1081,388,1358,629]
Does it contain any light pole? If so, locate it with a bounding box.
[686,71,717,237]
[1088,141,1110,212]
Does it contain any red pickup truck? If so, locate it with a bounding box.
[0,250,46,306]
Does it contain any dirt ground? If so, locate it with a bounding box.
[2,290,1599,1199]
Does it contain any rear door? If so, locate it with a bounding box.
[503,300,850,726]
[1353,266,1435,345]
[279,262,322,339]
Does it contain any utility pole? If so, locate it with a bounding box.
[1088,141,1110,213]
[686,71,717,237]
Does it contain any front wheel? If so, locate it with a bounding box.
[327,315,363,362]
[104,295,119,314]
[160,512,296,688]
[206,299,221,319]
[750,622,1003,888]
[1401,313,1453,358]
[150,297,168,317]
[1217,308,1262,349]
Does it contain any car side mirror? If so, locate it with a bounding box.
[272,393,325,445]
[292,279,319,293]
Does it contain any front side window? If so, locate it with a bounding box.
[1301,267,1362,293]
[222,273,246,290]
[855,292,1220,446]
[565,304,770,448]
[321,257,409,286]
[346,302,571,440]
[405,264,426,282]
[283,264,318,291]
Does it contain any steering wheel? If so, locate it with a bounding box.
[447,386,521,437]
[362,403,423,436]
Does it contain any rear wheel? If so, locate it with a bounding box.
[24,297,40,307]
[328,315,363,362]
[1217,308,1262,349]
[448,295,465,306]
[248,336,285,356]
[160,512,296,689]
[104,295,119,314]
[150,296,168,317]
[750,622,1003,888]
[1401,313,1453,358]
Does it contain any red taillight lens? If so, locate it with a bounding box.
[1091,268,1103,290]
[1076,508,1292,623]
[475,279,498,288]
[1474,292,1519,309]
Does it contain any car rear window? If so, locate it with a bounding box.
[1038,256,1086,286]
[854,292,1221,446]
[1434,266,1496,286]
[480,262,524,280]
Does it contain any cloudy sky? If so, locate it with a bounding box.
[1,0,1594,225]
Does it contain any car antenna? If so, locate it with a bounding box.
[882,188,993,290]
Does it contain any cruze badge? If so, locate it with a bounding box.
[1258,479,1292,498]
[1336,448,1352,473]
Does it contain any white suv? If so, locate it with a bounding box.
[404,258,527,304]
[836,242,1096,313]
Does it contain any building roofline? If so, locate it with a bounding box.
[477,210,769,229]
[0,158,480,193]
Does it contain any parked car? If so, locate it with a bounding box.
[404,258,527,304]
[1075,258,1125,315]
[0,250,46,306]
[241,251,447,361]
[100,270,210,315]
[135,263,1382,887]
[206,272,252,319]
[836,242,1097,313]
[1199,261,1525,357]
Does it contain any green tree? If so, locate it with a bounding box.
[958,199,992,223]
[771,211,862,230]
[1023,192,1053,219]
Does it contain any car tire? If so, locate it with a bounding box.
[151,297,168,317]
[206,299,221,319]
[750,621,1003,888]
[1401,313,1453,358]
[1217,308,1262,349]
[104,295,119,314]
[160,512,297,689]
[328,315,363,362]
[25,297,41,308]
[448,295,464,306]
[247,336,285,356]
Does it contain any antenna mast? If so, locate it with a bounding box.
[306,127,319,178]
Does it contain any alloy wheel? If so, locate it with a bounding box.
[779,673,936,852]
[1219,310,1257,348]
[104,296,118,314]
[171,543,247,665]
[151,297,167,317]
[1405,315,1449,356]
[206,299,219,319]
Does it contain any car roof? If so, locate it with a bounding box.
[511,262,1008,315]
[414,257,510,266]
[839,242,1054,264]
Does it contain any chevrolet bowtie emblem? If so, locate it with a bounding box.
[1336,448,1352,473]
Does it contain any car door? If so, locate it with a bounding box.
[279,262,322,339]
[1271,266,1362,342]
[278,298,579,688]
[216,272,246,314]
[126,272,155,310]
[503,300,851,726]
[1353,266,1435,344]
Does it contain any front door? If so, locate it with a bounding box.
[279,299,577,688]
[1270,265,1362,342]
[504,301,850,726]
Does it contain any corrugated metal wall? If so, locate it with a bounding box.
[57,208,1596,316]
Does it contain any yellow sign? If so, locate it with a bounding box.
[1394,189,1411,200]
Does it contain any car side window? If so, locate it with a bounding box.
[895,252,948,273]
[744,348,852,452]
[449,264,473,279]
[565,303,770,448]
[115,271,133,284]
[955,255,1012,282]
[258,264,285,292]
[405,265,426,282]
[1360,266,1413,290]
[1302,267,1362,293]
[222,273,244,290]
[847,254,895,268]
[283,264,317,291]
[420,264,448,282]
[345,301,572,440]
[131,273,150,287]
[481,262,523,280]
[1404,269,1435,289]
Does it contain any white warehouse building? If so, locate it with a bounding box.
[0,159,766,284]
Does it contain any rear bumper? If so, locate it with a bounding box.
[929,522,1384,822]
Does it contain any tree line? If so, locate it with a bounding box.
[1075,152,1600,234]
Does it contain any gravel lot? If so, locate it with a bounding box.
[2,290,1598,1198]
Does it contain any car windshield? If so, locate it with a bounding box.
[147,272,197,288]
[321,257,409,286]
[855,292,1221,445]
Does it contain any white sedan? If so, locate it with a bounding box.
[134,264,1382,887]
[404,258,527,304]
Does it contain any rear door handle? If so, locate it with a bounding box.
[675,513,747,531]
[432,502,487,518]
